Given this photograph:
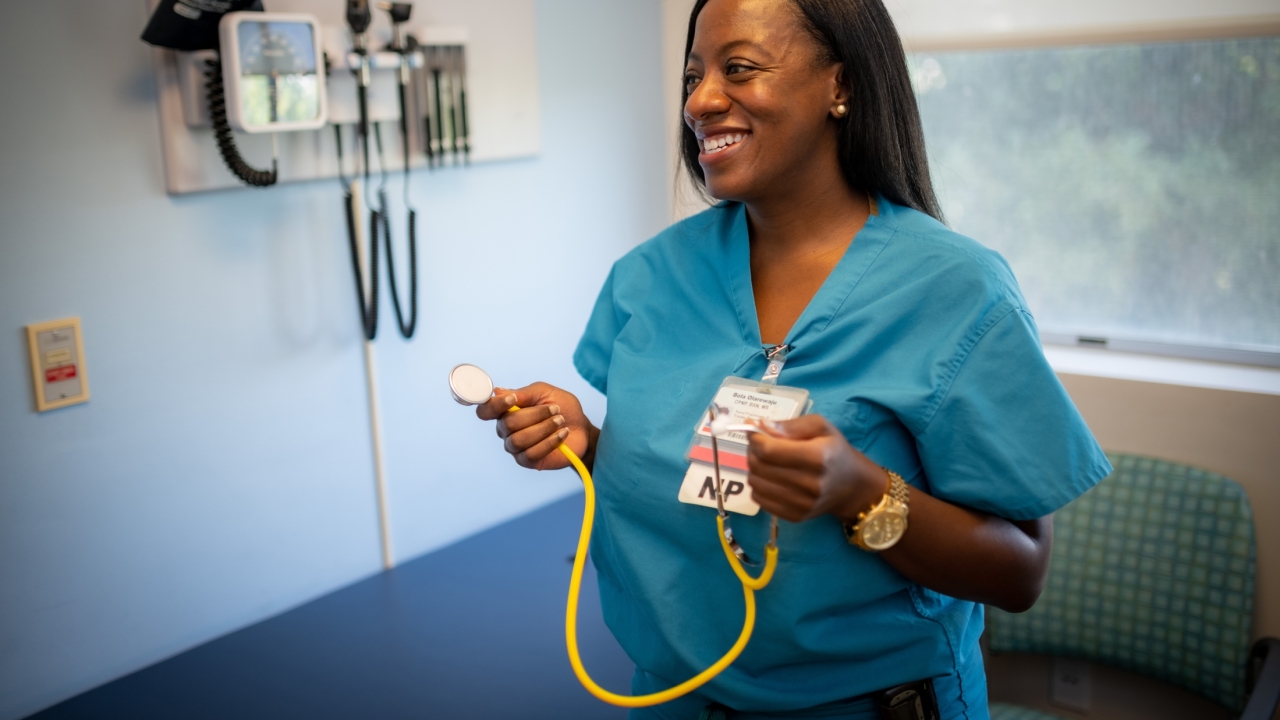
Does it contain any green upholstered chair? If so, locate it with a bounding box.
[986,453,1280,720]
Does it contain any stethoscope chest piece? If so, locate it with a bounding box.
[449,363,494,406]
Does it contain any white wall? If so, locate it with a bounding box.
[661,0,712,223]
[0,1,667,718]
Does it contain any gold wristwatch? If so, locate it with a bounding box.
[842,468,910,551]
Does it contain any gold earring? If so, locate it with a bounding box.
[834,104,848,117]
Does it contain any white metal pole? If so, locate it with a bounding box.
[352,179,396,570]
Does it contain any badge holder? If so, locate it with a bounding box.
[679,346,811,564]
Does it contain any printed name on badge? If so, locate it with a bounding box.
[696,385,799,445]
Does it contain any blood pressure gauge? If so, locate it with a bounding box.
[218,12,327,133]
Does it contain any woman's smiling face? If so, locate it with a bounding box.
[684,0,846,203]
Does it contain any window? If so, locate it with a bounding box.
[910,37,1280,364]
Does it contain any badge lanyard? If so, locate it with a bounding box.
[679,345,809,552]
[710,344,791,563]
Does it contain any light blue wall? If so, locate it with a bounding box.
[0,1,667,718]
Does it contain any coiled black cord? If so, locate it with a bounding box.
[345,188,379,341]
[375,195,417,338]
[372,123,418,339]
[204,57,277,187]
[338,125,379,341]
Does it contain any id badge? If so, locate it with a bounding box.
[678,376,811,515]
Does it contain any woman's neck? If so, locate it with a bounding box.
[742,155,872,345]
[743,155,870,259]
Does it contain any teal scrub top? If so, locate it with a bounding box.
[573,198,1111,713]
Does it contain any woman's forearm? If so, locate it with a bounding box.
[745,417,1054,611]
[840,486,1052,612]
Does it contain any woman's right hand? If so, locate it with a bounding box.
[475,382,598,472]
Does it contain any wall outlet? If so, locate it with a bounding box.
[1050,657,1092,713]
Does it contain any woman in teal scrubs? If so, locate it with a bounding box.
[475,0,1110,717]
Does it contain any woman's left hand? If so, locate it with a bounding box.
[746,415,887,523]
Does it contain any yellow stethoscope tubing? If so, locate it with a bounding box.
[507,406,778,708]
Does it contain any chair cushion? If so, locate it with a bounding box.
[986,453,1256,711]
[989,702,1071,720]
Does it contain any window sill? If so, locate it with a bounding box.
[1043,344,1280,397]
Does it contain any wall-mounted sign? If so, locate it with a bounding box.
[26,317,90,412]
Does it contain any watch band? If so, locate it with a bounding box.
[842,468,909,551]
[886,469,909,507]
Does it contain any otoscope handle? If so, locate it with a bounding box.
[356,73,370,177]
[397,75,410,169]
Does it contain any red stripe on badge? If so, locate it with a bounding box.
[687,445,749,472]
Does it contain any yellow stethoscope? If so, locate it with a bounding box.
[449,363,779,708]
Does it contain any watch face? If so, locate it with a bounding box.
[860,510,907,551]
[236,20,319,126]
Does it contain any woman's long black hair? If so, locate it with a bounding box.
[680,0,943,221]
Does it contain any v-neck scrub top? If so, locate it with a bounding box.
[573,198,1111,717]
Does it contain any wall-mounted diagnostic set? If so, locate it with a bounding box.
[137,0,540,574]
[140,0,483,341]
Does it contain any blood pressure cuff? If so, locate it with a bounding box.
[140,0,263,51]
